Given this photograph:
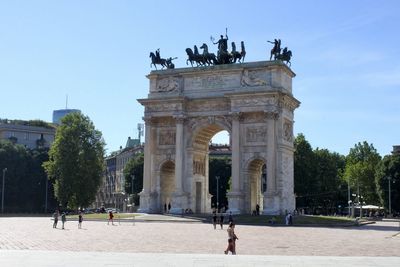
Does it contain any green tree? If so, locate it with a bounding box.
[294,133,317,209]
[313,148,346,214]
[375,153,400,213]
[43,113,105,209]
[344,141,381,205]
[0,140,57,213]
[123,153,144,205]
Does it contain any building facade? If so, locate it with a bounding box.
[94,137,143,211]
[0,121,56,149]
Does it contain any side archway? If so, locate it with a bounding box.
[245,157,266,213]
[160,160,175,212]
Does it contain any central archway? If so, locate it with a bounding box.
[188,120,231,213]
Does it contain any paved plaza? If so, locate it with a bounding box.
[0,216,399,266]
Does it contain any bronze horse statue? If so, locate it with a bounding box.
[276,47,292,67]
[149,52,167,69]
[185,48,206,67]
[199,43,217,65]
[231,41,246,63]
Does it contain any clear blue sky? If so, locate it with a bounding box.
[1,0,399,156]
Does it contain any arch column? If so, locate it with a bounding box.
[170,115,187,214]
[227,112,244,214]
[263,112,280,214]
[138,117,153,213]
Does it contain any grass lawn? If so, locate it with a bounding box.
[227,214,355,226]
[67,213,137,220]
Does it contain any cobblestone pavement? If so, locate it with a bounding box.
[0,216,399,256]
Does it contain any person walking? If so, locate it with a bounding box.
[212,209,217,229]
[224,222,238,255]
[168,202,171,213]
[61,212,66,229]
[219,212,224,229]
[78,211,83,229]
[108,211,114,225]
[52,210,59,228]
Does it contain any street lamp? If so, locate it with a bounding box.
[2,168,7,213]
[44,177,48,213]
[347,179,351,217]
[388,176,392,216]
[216,176,220,211]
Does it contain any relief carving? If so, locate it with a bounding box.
[193,159,205,176]
[186,101,229,112]
[244,112,266,123]
[240,69,267,87]
[246,126,267,142]
[233,97,276,107]
[283,120,293,142]
[159,130,176,145]
[147,103,179,112]
[157,77,180,92]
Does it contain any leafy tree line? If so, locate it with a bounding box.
[1,113,105,213]
[0,140,58,213]
[295,134,399,215]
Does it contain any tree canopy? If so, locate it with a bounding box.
[375,153,400,213]
[43,113,105,209]
[123,152,144,205]
[344,141,381,205]
[0,140,57,212]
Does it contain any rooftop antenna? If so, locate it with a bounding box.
[65,94,68,109]
[137,123,144,144]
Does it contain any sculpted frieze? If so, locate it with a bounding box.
[240,69,268,87]
[243,112,267,123]
[186,101,230,112]
[187,115,232,130]
[283,120,293,142]
[246,126,267,142]
[147,103,180,112]
[158,129,176,146]
[156,76,181,92]
[232,97,277,108]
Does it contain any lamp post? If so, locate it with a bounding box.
[216,176,220,212]
[2,168,7,213]
[388,176,392,216]
[131,175,135,208]
[347,180,351,216]
[44,177,48,213]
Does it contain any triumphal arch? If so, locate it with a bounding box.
[138,61,300,214]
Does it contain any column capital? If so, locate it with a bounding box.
[142,116,155,125]
[173,114,186,124]
[264,111,279,120]
[230,111,243,121]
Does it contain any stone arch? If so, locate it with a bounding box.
[188,121,231,213]
[159,160,175,212]
[245,157,266,213]
[189,118,231,150]
[138,61,299,215]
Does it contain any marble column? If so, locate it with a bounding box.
[227,112,243,214]
[138,117,153,213]
[263,112,280,215]
[170,115,185,214]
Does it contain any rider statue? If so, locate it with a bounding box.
[214,34,229,57]
[155,48,161,61]
[268,39,281,59]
